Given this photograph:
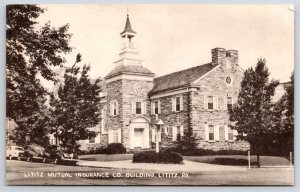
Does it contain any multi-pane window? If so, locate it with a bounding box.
[209,125,214,141]
[136,102,142,114]
[176,97,180,111]
[110,101,118,116]
[89,137,95,143]
[113,102,117,116]
[227,97,233,110]
[228,128,234,140]
[207,96,214,110]
[154,101,159,114]
[177,126,181,140]
[113,130,118,143]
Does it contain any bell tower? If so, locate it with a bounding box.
[114,14,144,67]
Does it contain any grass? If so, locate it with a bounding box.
[183,155,292,166]
[78,154,133,161]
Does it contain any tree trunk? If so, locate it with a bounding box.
[257,154,260,168]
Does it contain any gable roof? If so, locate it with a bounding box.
[150,63,218,95]
[105,65,155,79]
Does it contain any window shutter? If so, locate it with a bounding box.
[132,101,135,114]
[224,97,227,110]
[152,128,156,142]
[213,96,217,110]
[116,102,119,115]
[216,96,219,110]
[172,126,177,141]
[151,102,154,114]
[164,126,168,135]
[108,129,113,143]
[224,125,229,141]
[205,124,209,141]
[214,125,220,141]
[180,96,183,111]
[118,129,121,143]
[180,126,184,136]
[171,98,175,112]
[204,95,207,109]
[233,129,238,140]
[143,102,147,114]
[110,102,114,116]
[158,100,161,114]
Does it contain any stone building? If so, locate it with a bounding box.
[80,14,250,151]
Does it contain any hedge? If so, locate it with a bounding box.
[106,143,126,155]
[162,147,248,156]
[132,151,183,164]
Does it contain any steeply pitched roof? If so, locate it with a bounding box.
[121,14,136,35]
[105,65,155,79]
[150,63,218,95]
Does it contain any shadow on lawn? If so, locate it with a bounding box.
[213,158,257,166]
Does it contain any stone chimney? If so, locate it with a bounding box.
[212,48,239,66]
[212,48,226,65]
[226,50,239,65]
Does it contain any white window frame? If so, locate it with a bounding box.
[172,96,183,112]
[110,100,118,116]
[205,124,219,142]
[112,129,118,143]
[204,95,218,110]
[132,101,147,115]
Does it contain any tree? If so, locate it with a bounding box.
[229,59,279,167]
[49,54,101,151]
[270,72,294,155]
[6,5,72,120]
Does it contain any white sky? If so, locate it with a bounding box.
[37,4,294,84]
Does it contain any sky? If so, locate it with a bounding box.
[37,4,294,84]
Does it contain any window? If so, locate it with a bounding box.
[89,137,95,143]
[227,97,233,110]
[177,126,181,141]
[136,102,142,114]
[113,102,117,115]
[176,97,180,111]
[172,96,183,112]
[110,101,118,116]
[113,130,118,143]
[209,125,214,141]
[228,128,234,140]
[207,96,214,110]
[226,76,232,84]
[154,101,159,114]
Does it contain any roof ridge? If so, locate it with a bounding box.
[154,62,213,80]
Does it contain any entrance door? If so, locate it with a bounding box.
[134,128,144,148]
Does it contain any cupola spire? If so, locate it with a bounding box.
[120,14,136,37]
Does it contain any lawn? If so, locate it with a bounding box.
[79,153,292,167]
[78,154,133,161]
[183,155,292,166]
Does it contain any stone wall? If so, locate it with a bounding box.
[190,49,249,151]
[121,79,153,148]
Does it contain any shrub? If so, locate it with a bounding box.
[106,143,126,155]
[132,151,183,164]
[162,147,248,156]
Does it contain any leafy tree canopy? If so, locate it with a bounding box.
[229,59,279,166]
[6,5,72,120]
[49,54,101,150]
